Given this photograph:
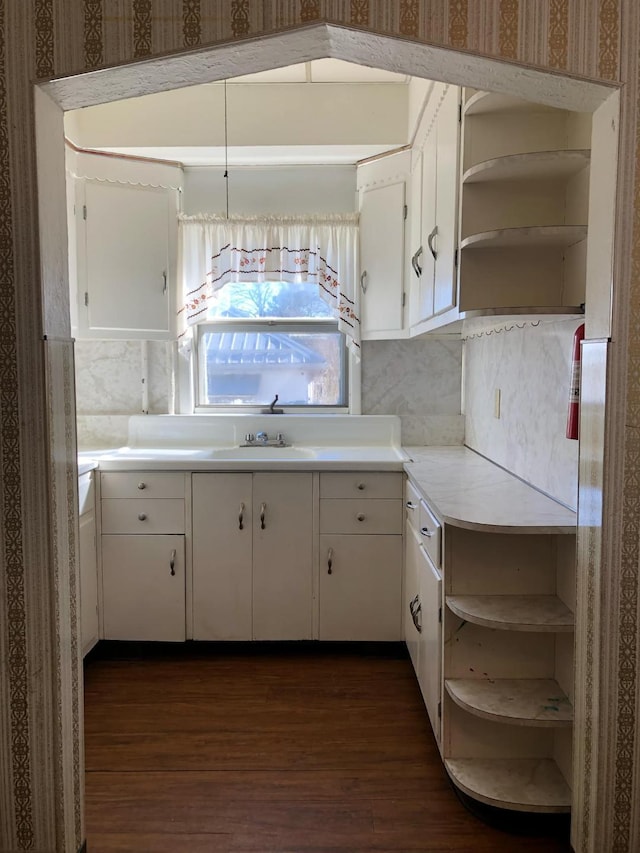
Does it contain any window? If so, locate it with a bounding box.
[194,281,348,410]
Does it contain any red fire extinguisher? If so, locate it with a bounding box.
[566,323,585,440]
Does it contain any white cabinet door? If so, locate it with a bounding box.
[79,510,99,656]
[403,522,422,672]
[433,85,461,316]
[417,128,438,324]
[318,534,402,641]
[192,473,253,640]
[80,180,174,338]
[102,534,185,641]
[357,151,410,340]
[252,473,313,640]
[417,545,442,742]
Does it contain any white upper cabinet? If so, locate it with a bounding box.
[357,150,410,340]
[70,152,182,340]
[408,83,462,333]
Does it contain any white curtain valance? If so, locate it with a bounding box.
[178,213,361,355]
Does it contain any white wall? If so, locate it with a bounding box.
[183,164,356,215]
[463,316,581,509]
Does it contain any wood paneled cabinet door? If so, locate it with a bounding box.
[192,472,314,641]
[101,534,186,641]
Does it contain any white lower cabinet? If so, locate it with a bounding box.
[78,471,99,656]
[102,534,186,641]
[192,472,313,641]
[319,534,402,640]
[404,456,577,815]
[100,471,187,642]
[319,472,403,641]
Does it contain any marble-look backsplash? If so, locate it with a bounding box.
[75,340,173,417]
[361,338,464,445]
[75,336,464,448]
[463,317,581,510]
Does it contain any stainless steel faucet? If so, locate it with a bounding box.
[256,431,269,444]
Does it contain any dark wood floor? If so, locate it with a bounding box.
[84,643,573,852]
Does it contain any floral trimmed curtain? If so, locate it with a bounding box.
[178,213,361,356]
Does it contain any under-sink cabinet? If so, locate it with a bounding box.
[319,472,403,640]
[100,471,187,641]
[192,472,314,641]
[403,448,576,815]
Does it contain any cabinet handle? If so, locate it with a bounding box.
[137,482,146,490]
[420,526,434,538]
[238,502,245,530]
[162,270,167,294]
[260,502,266,530]
[411,246,423,277]
[357,482,365,491]
[427,225,438,261]
[406,501,417,510]
[169,549,176,576]
[409,595,422,633]
[327,547,333,575]
[357,513,365,522]
[360,270,368,293]
[138,513,147,521]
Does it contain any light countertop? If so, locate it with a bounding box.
[403,446,576,533]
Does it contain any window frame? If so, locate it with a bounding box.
[192,317,351,414]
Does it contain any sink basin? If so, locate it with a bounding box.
[209,446,318,460]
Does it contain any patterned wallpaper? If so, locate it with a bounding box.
[1,3,638,853]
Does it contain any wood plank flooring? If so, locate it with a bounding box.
[84,643,573,852]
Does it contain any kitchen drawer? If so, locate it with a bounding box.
[320,498,403,534]
[320,471,403,500]
[405,478,421,532]
[419,498,441,569]
[78,471,95,516]
[101,471,185,499]
[102,498,185,534]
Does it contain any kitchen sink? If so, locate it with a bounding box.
[209,446,318,460]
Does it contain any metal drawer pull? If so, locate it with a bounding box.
[427,225,438,260]
[406,501,417,510]
[260,502,266,530]
[357,513,365,522]
[327,547,333,575]
[360,270,368,293]
[169,549,176,576]
[238,502,245,530]
[138,513,147,521]
[409,595,422,633]
[411,246,423,277]
[420,526,435,538]
[357,483,365,490]
[162,270,168,295]
[137,482,146,490]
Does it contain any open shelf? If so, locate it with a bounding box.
[444,758,571,813]
[463,149,590,184]
[445,678,573,727]
[463,92,559,117]
[446,595,575,632]
[460,225,587,250]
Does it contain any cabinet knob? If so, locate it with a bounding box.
[357,483,365,490]
[137,482,146,490]
[357,513,365,522]
[138,513,147,521]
